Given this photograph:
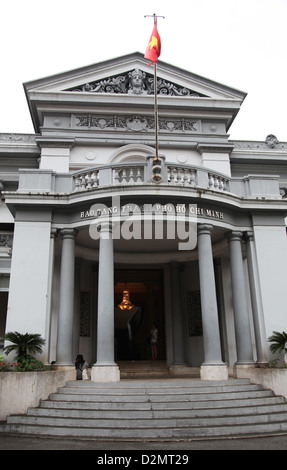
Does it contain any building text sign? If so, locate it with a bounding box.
[78,198,224,251]
[80,202,224,221]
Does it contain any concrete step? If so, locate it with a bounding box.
[1,378,287,440]
[47,389,275,403]
[28,402,287,420]
[7,410,287,428]
[57,383,264,395]
[3,421,287,439]
[118,361,170,379]
[39,395,286,411]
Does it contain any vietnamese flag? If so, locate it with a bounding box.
[144,21,161,65]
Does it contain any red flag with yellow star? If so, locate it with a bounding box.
[144,21,161,65]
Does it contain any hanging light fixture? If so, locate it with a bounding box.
[118,286,134,310]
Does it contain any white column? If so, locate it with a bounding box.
[56,228,77,366]
[227,231,254,365]
[197,224,228,380]
[91,222,120,382]
[244,231,269,364]
[47,228,57,363]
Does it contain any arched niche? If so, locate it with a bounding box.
[109,144,155,164]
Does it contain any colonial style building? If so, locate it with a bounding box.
[0,52,286,381]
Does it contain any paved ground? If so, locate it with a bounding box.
[0,433,287,450]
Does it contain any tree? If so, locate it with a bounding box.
[268,331,287,355]
[3,332,45,359]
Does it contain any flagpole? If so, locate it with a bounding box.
[144,13,164,160]
[154,61,159,159]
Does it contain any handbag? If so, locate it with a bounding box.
[82,368,89,380]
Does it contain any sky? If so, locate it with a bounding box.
[0,0,286,141]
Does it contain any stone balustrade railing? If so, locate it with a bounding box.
[72,162,230,192]
[16,162,282,199]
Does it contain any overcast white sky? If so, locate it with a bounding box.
[0,0,286,141]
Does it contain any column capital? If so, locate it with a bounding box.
[243,230,254,242]
[50,228,58,239]
[60,228,78,240]
[97,221,114,238]
[225,230,244,242]
[197,223,213,235]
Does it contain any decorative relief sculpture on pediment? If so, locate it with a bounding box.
[66,69,206,97]
[71,113,200,133]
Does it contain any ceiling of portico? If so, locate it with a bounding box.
[74,222,228,264]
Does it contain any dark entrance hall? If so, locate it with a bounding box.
[114,269,165,361]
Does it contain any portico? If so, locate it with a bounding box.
[20,196,260,382]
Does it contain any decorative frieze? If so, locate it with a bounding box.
[71,113,200,134]
[0,233,13,256]
[0,134,36,143]
[233,135,287,151]
[0,234,13,248]
[66,68,206,97]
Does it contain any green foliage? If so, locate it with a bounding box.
[0,356,53,372]
[14,355,52,371]
[3,332,45,359]
[268,331,287,355]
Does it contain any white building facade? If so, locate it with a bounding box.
[0,53,287,381]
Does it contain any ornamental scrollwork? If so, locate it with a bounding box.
[72,113,199,133]
[66,69,206,97]
[0,234,13,248]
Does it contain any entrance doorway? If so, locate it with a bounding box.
[114,269,165,361]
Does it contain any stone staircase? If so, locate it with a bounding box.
[118,360,171,378]
[1,378,287,440]
[118,361,200,379]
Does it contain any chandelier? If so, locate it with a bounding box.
[118,288,134,310]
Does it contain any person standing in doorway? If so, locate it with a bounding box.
[150,323,158,361]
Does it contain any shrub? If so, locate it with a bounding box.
[1,332,52,371]
[3,332,45,359]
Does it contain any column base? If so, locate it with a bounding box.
[200,363,229,381]
[91,365,120,382]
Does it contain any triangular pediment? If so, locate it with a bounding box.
[24,53,246,132]
[24,52,246,101]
